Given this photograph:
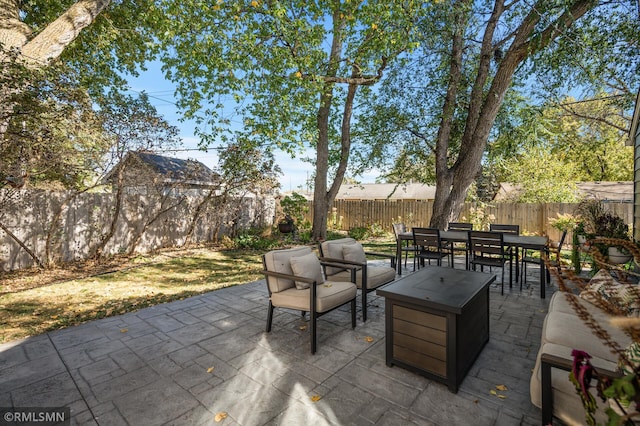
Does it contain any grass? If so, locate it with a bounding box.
[0,237,397,344]
[0,248,265,343]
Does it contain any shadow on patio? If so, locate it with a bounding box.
[0,259,551,425]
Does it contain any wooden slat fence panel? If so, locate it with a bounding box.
[306,201,633,241]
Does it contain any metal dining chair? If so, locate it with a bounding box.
[489,224,520,286]
[468,231,510,294]
[448,222,473,269]
[392,223,415,269]
[521,230,567,286]
[412,227,453,269]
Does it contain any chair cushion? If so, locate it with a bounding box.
[342,242,367,264]
[263,246,313,293]
[320,238,357,275]
[290,251,324,290]
[327,265,395,290]
[270,280,356,312]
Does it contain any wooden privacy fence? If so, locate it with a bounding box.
[307,200,633,243]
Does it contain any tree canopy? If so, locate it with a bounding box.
[155,0,425,239]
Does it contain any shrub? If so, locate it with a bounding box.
[348,226,369,240]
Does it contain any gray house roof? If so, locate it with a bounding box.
[335,183,436,200]
[494,181,633,203]
[103,151,219,187]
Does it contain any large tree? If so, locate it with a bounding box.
[156,0,423,240]
[358,0,639,227]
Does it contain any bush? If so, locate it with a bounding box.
[347,223,388,240]
[348,226,369,240]
[231,229,280,250]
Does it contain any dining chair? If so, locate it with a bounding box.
[412,227,454,269]
[448,222,473,269]
[392,223,415,269]
[318,238,396,322]
[521,230,567,286]
[468,231,510,294]
[262,246,357,354]
[489,223,520,284]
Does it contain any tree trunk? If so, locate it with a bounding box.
[430,0,595,228]
[312,10,345,241]
[93,166,124,259]
[429,0,470,230]
[0,221,44,269]
[183,188,217,246]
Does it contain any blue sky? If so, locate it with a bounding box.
[124,61,377,192]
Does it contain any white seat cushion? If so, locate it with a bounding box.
[327,265,395,290]
[270,280,357,312]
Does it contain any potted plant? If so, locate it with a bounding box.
[593,212,631,264]
[278,192,309,234]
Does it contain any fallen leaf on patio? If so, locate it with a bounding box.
[214,412,227,422]
[473,400,479,404]
[495,384,507,391]
[497,394,506,399]
[490,389,497,395]
[323,283,332,288]
[207,367,215,373]
[310,395,322,402]
[299,324,307,330]
[364,336,374,343]
[120,328,128,333]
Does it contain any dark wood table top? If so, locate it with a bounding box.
[377,266,496,314]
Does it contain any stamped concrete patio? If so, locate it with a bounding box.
[1,260,553,425]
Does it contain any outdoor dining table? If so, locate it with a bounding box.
[395,229,550,298]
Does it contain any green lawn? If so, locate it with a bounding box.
[0,238,397,344]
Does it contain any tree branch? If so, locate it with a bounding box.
[21,0,111,64]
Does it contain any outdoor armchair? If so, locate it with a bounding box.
[262,246,357,354]
[318,238,396,322]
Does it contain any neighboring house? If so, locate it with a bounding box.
[629,89,640,240]
[103,151,220,193]
[335,183,436,200]
[494,182,633,203]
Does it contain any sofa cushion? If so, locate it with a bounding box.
[542,310,630,363]
[580,270,640,317]
[530,342,614,425]
[289,251,324,290]
[550,292,618,318]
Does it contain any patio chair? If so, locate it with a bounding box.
[521,229,567,286]
[392,223,415,268]
[412,227,453,269]
[469,231,510,294]
[447,222,473,268]
[318,238,396,322]
[489,223,520,284]
[262,246,357,354]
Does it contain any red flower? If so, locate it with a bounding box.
[572,349,594,398]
